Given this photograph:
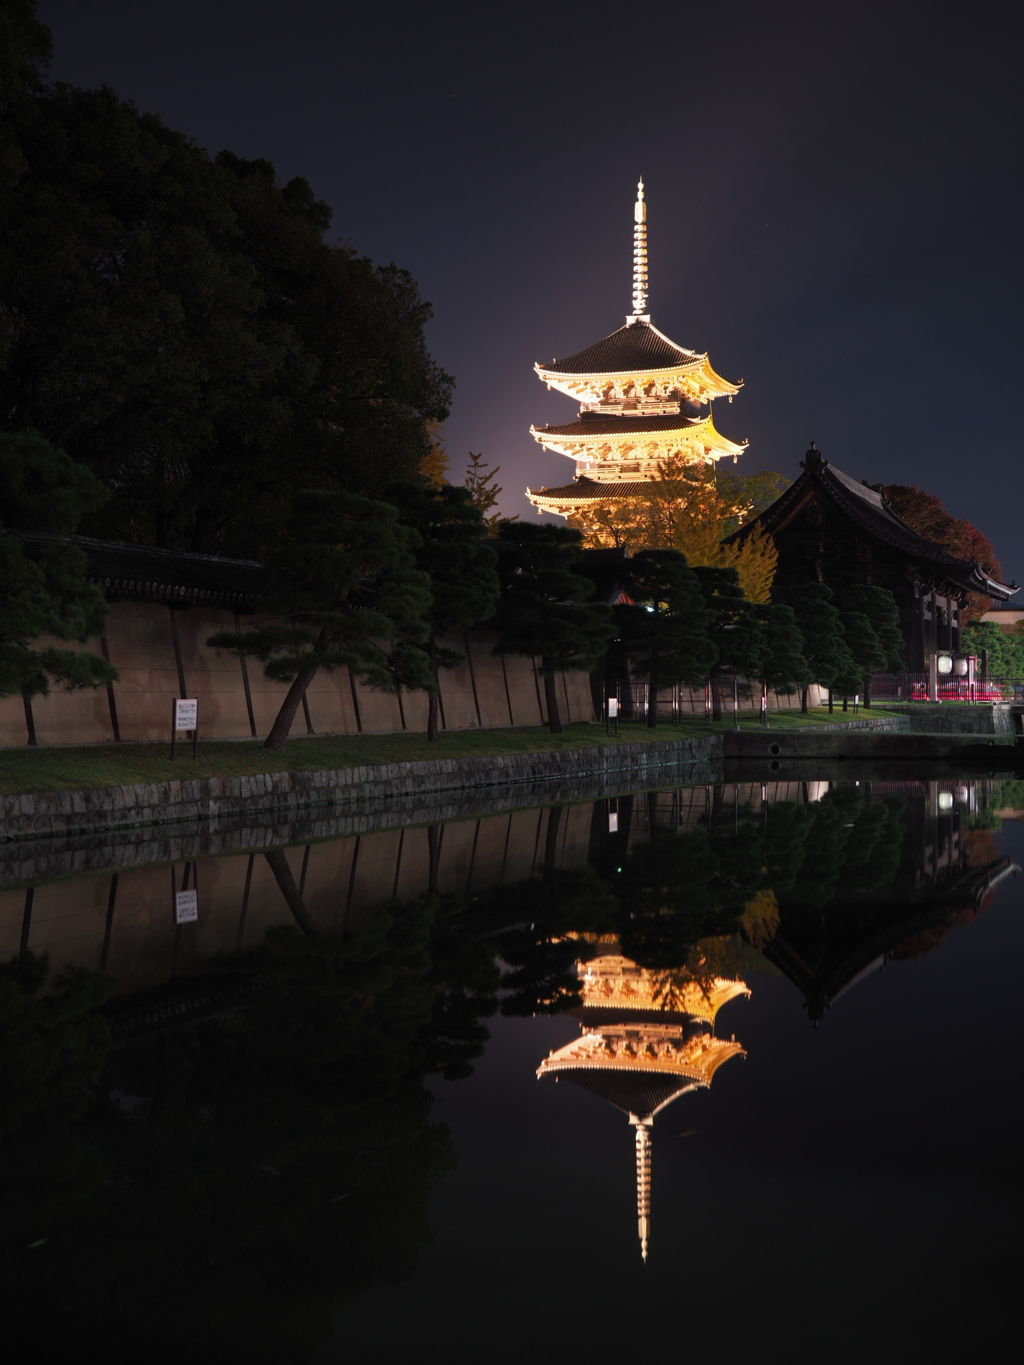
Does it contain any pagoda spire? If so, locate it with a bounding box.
[632,1115,652,1262]
[631,177,649,321]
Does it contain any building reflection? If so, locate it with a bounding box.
[538,940,748,1260]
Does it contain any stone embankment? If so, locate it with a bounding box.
[0,735,723,846]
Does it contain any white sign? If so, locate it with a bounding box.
[607,698,619,718]
[174,698,198,730]
[175,890,198,924]
[608,812,619,832]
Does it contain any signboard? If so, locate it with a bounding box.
[174,698,198,730]
[607,698,618,717]
[175,889,198,924]
[608,812,619,833]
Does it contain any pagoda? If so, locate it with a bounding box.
[538,946,748,1262]
[526,180,747,540]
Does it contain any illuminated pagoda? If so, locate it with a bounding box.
[526,180,746,540]
[538,948,748,1261]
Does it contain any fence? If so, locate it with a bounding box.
[870,673,1024,703]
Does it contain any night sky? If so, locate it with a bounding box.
[37,2,1024,577]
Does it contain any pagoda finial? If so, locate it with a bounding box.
[631,1115,652,1262]
[631,178,649,321]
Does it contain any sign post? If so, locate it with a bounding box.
[171,698,198,759]
[606,696,619,736]
[174,889,198,924]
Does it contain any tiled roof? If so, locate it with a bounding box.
[553,1068,695,1119]
[541,320,699,376]
[731,450,1018,600]
[19,533,264,610]
[537,413,704,437]
[528,477,660,501]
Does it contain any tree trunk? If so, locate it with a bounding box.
[427,633,440,741]
[544,806,563,866]
[543,669,563,734]
[647,681,659,728]
[427,824,441,893]
[264,849,320,939]
[828,687,834,714]
[264,662,320,751]
[800,685,809,715]
[864,675,872,707]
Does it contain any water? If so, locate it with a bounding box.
[1,775,1022,1363]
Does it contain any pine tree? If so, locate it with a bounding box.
[208,490,433,751]
[387,481,499,741]
[463,452,507,535]
[692,565,767,720]
[614,550,714,728]
[784,580,853,713]
[495,522,612,734]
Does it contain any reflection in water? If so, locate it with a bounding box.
[0,777,1019,1356]
[538,945,748,1259]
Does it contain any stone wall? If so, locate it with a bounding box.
[0,734,723,844]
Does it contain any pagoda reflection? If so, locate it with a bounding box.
[538,940,748,1261]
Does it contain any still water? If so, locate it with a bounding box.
[2,775,1022,1363]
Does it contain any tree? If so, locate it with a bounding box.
[0,430,116,704]
[962,619,1024,684]
[614,549,714,728]
[463,452,507,534]
[761,603,812,696]
[569,463,779,602]
[692,565,767,721]
[837,584,904,705]
[783,580,853,713]
[495,521,613,734]
[387,481,499,741]
[208,490,433,751]
[1,77,452,556]
[871,483,1002,622]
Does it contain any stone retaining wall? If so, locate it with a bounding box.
[0,735,724,845]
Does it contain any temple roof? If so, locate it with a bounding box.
[556,1068,700,1119]
[18,532,264,611]
[528,476,659,502]
[542,320,701,377]
[534,412,705,437]
[730,446,1018,601]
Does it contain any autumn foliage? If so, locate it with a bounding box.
[873,484,1002,621]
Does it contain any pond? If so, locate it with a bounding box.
[2,773,1022,1363]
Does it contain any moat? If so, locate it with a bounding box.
[2,769,1021,1363]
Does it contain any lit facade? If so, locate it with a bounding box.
[526,180,746,539]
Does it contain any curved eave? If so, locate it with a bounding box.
[535,358,742,405]
[536,1037,745,1086]
[529,413,746,461]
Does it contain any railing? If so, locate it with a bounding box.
[870,673,1024,702]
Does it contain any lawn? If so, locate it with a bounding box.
[0,708,901,797]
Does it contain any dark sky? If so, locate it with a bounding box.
[37,1,1023,576]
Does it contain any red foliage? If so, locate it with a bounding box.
[873,484,1003,622]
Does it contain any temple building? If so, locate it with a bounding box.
[538,944,747,1261]
[728,445,1018,669]
[526,181,746,539]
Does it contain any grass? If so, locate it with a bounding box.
[0,708,902,798]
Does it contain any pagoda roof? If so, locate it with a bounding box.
[729,447,1018,601]
[535,320,742,405]
[556,1068,700,1119]
[537,1028,744,1119]
[543,320,703,377]
[535,412,705,437]
[528,476,658,503]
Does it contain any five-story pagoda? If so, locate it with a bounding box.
[527,180,747,540]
